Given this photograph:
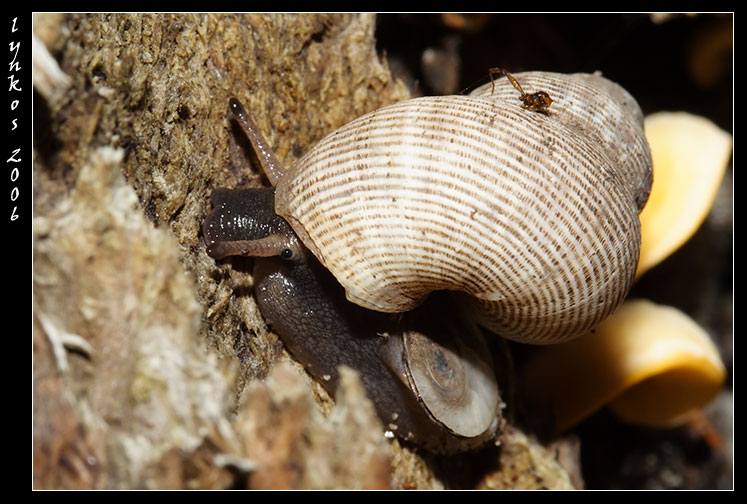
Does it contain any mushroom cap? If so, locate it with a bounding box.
[636,112,732,277]
[522,299,726,430]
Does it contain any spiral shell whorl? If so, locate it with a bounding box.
[471,72,653,211]
[275,73,651,344]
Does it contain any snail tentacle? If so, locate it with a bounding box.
[229,97,286,186]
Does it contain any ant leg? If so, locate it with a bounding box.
[488,67,527,97]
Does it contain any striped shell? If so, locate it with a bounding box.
[274,72,653,344]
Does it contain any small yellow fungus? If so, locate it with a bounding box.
[637,112,732,277]
[523,300,726,431]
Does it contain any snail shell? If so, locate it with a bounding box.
[273,72,652,344]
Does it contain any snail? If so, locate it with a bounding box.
[203,70,653,451]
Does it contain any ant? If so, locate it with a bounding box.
[488,67,553,115]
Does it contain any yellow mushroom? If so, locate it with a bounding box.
[523,300,726,431]
[637,112,732,277]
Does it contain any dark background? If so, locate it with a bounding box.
[376,13,732,132]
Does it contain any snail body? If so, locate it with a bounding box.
[203,70,652,450]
